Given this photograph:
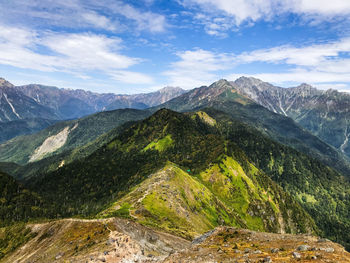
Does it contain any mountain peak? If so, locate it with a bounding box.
[295,83,314,90]
[210,79,231,88]
[0,78,14,88]
[234,76,264,85]
[159,86,184,93]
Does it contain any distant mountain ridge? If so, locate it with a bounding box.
[0,77,186,142]
[233,76,350,158]
[0,79,58,122]
[12,80,186,120]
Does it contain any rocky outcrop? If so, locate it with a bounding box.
[1,218,189,263]
[165,227,350,262]
[3,222,349,263]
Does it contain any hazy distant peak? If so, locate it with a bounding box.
[235,76,263,83]
[159,86,184,93]
[294,83,314,90]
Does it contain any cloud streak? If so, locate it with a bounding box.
[181,0,350,35]
[163,49,234,88]
[0,24,153,85]
[0,0,167,33]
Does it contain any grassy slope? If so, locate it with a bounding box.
[100,160,316,240]
[204,108,350,250]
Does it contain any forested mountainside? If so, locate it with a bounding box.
[0,109,150,166]
[21,109,316,238]
[155,79,350,176]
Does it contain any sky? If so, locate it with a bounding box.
[1,0,350,93]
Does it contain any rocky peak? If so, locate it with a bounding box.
[210,79,232,89]
[290,83,320,97]
[0,78,14,88]
[159,86,184,94]
[235,76,263,85]
[234,76,277,93]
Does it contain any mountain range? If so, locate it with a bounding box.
[233,76,350,158]
[0,78,185,142]
[1,76,350,261]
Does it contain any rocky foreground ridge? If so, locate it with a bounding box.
[1,218,349,263]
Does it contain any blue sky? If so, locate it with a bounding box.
[1,0,350,93]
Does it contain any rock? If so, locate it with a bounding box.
[292,252,301,259]
[97,257,106,262]
[146,232,159,243]
[55,253,64,260]
[244,248,251,253]
[106,238,115,245]
[271,248,279,253]
[192,229,215,245]
[311,255,317,260]
[234,249,241,254]
[297,245,310,251]
[263,256,272,262]
[317,238,329,243]
[253,250,262,254]
[324,247,335,253]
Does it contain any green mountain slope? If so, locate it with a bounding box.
[0,170,43,226]
[0,118,58,143]
[6,108,349,249]
[0,109,151,166]
[154,79,350,176]
[23,109,316,239]
[100,161,315,239]
[203,108,350,250]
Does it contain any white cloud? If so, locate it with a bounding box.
[106,1,167,33]
[163,49,234,88]
[110,71,154,84]
[238,38,350,67]
[0,0,166,33]
[181,0,350,34]
[42,33,138,70]
[166,36,350,89]
[0,24,153,85]
[234,38,350,86]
